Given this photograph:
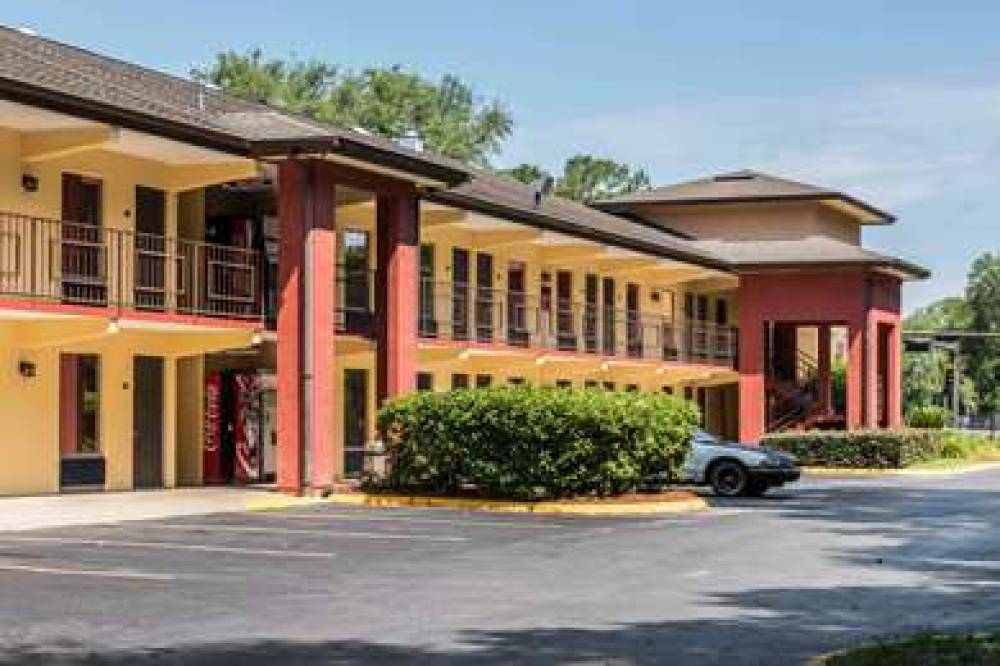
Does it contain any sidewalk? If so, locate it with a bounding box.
[0,487,304,532]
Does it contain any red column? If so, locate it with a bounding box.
[737,281,765,443]
[305,163,337,490]
[863,312,879,429]
[276,159,337,493]
[376,192,419,403]
[886,321,902,428]
[845,317,865,430]
[817,324,832,414]
[276,160,306,493]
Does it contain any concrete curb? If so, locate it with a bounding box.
[803,461,1000,478]
[324,492,709,516]
[244,496,326,512]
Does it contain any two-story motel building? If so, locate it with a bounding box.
[0,28,927,496]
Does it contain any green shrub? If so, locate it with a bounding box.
[762,429,945,468]
[906,404,952,429]
[376,386,699,500]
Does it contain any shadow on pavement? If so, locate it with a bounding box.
[4,481,1000,664]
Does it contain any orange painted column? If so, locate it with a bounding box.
[737,284,765,444]
[276,159,337,493]
[817,324,832,414]
[863,312,880,429]
[376,192,419,403]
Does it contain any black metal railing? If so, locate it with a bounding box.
[0,211,261,320]
[416,280,738,368]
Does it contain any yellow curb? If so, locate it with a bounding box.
[244,495,325,512]
[804,461,1000,477]
[324,492,708,516]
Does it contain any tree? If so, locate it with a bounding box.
[555,155,651,203]
[502,155,651,203]
[502,163,551,186]
[965,253,1000,414]
[904,296,973,331]
[193,49,513,166]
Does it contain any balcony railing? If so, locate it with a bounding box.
[0,211,261,320]
[416,281,738,368]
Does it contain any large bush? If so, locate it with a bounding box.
[906,404,952,429]
[762,430,945,468]
[376,386,699,499]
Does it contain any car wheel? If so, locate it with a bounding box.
[744,478,770,497]
[710,460,749,497]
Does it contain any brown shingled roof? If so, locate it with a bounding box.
[596,169,895,224]
[0,26,467,184]
[427,171,732,270]
[690,237,929,279]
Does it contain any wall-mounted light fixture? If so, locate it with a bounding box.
[21,173,39,193]
[18,360,36,378]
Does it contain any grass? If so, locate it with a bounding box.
[823,632,1000,665]
[908,431,1000,470]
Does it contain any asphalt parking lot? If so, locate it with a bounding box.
[2,472,1000,664]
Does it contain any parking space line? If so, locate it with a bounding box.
[0,536,337,559]
[0,560,182,581]
[147,523,470,542]
[259,512,568,529]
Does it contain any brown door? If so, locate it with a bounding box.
[584,274,599,353]
[475,252,494,342]
[135,186,166,310]
[133,356,164,489]
[61,174,105,304]
[627,283,642,357]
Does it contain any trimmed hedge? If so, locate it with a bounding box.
[376,386,699,500]
[762,429,945,468]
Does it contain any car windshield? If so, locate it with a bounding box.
[693,429,721,445]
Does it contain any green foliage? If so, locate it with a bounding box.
[555,155,651,203]
[763,430,947,468]
[193,49,513,166]
[376,386,698,500]
[502,163,550,186]
[905,404,951,429]
[825,631,1000,666]
[831,360,847,413]
[502,155,651,202]
[904,296,973,331]
[966,252,1000,414]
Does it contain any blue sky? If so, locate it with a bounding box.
[7,1,1000,312]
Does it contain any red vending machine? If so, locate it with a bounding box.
[203,371,224,484]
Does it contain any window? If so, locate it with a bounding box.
[416,372,434,392]
[60,354,100,455]
[603,381,616,391]
[715,299,729,326]
[475,374,492,388]
[343,369,368,478]
[556,380,572,389]
[662,386,674,395]
[339,230,371,335]
[451,373,469,390]
[626,384,639,393]
[419,244,437,337]
[584,380,599,389]
[508,377,526,386]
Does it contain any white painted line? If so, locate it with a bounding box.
[0,536,336,559]
[148,523,470,542]
[0,561,180,581]
[262,512,565,529]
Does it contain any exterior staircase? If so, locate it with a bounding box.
[766,349,842,432]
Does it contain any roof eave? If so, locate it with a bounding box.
[733,259,929,281]
[596,193,895,225]
[0,76,252,157]
[427,189,733,273]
